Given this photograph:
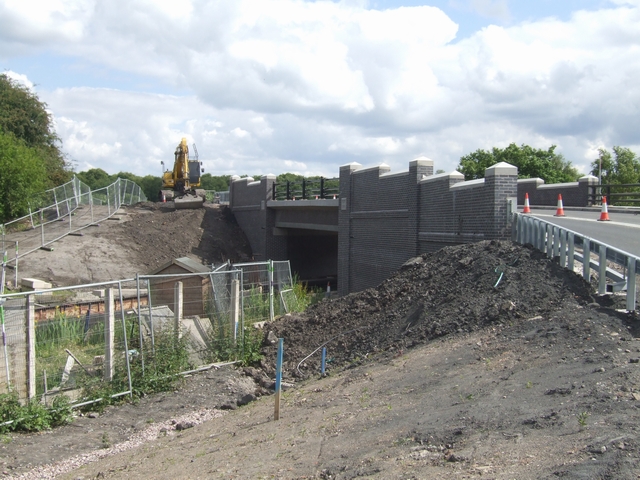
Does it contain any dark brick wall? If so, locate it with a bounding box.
[517,176,598,207]
[232,161,518,296]
[229,175,275,261]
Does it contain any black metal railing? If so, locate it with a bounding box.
[589,184,640,206]
[272,177,339,201]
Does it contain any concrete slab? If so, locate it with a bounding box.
[21,278,52,290]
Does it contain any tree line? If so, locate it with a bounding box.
[1,72,639,224]
[75,168,231,203]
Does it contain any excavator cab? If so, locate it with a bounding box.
[161,138,205,209]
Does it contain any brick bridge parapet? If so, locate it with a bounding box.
[230,160,519,296]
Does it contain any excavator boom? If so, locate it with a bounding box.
[161,138,204,209]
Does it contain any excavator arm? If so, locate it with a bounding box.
[161,138,204,209]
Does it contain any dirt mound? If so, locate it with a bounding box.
[15,202,253,286]
[109,202,253,271]
[261,240,595,378]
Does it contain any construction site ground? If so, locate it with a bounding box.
[2,203,640,479]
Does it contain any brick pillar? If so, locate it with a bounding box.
[408,157,434,257]
[228,175,241,208]
[484,162,518,240]
[337,163,361,296]
[262,175,287,260]
[578,175,598,206]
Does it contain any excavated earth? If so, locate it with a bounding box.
[15,202,253,286]
[2,203,640,479]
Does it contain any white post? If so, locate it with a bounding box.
[269,260,274,321]
[174,281,183,339]
[104,288,115,382]
[26,295,36,400]
[230,279,240,344]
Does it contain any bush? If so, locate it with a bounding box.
[0,392,73,434]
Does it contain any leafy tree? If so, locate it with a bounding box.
[276,173,305,183]
[76,168,114,190]
[458,143,580,183]
[138,175,163,201]
[200,173,230,191]
[0,73,72,186]
[0,132,48,223]
[590,147,640,185]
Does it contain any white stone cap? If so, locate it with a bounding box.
[262,174,277,180]
[517,177,544,185]
[539,182,579,189]
[353,163,391,175]
[485,162,517,177]
[411,156,434,167]
[451,178,485,190]
[579,175,599,183]
[340,162,362,170]
[418,170,464,184]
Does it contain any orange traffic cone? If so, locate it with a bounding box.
[598,196,611,221]
[523,193,531,213]
[162,193,166,203]
[554,194,566,217]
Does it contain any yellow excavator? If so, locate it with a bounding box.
[160,138,205,209]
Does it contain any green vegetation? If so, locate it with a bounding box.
[458,143,579,183]
[76,168,231,203]
[591,146,640,185]
[0,132,49,222]
[204,278,320,365]
[0,392,72,434]
[0,74,73,222]
[577,411,590,428]
[1,278,318,429]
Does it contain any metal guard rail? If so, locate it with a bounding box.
[588,183,640,206]
[511,213,638,312]
[272,177,339,201]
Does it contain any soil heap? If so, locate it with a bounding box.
[261,240,598,378]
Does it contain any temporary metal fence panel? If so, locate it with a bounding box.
[0,280,136,403]
[0,260,291,403]
[512,213,638,312]
[1,177,147,269]
[204,191,230,205]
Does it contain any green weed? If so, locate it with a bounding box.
[577,411,590,428]
[0,392,72,434]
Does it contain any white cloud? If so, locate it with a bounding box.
[4,70,34,89]
[2,0,639,179]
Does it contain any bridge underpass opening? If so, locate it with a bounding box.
[284,229,338,290]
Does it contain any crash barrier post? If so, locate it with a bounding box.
[512,213,638,312]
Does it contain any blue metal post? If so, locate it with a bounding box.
[274,338,283,420]
[321,347,326,376]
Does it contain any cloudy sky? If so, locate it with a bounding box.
[1,0,639,179]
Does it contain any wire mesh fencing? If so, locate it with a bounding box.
[0,177,147,271]
[0,281,137,407]
[203,191,230,205]
[0,260,294,404]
